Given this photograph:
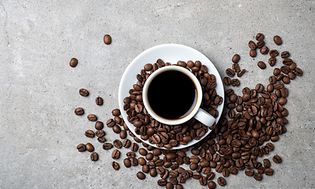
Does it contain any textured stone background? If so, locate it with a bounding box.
[0,0,314,188]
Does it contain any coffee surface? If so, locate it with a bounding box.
[147,70,196,119]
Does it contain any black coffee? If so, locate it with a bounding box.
[147,70,196,119]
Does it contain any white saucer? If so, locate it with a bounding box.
[118,44,225,150]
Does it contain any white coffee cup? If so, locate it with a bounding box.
[142,65,216,127]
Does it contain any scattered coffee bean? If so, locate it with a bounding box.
[113,139,123,149]
[144,63,153,71]
[268,57,277,66]
[103,143,113,150]
[85,130,95,138]
[95,96,104,106]
[112,161,120,170]
[232,54,240,63]
[265,168,274,176]
[90,152,99,161]
[79,88,89,97]
[103,34,112,45]
[254,173,263,181]
[86,143,94,152]
[74,107,84,116]
[208,181,217,189]
[77,143,86,152]
[69,58,78,68]
[248,40,257,50]
[217,177,226,186]
[257,61,267,69]
[260,46,269,55]
[87,114,98,122]
[273,35,283,45]
[263,159,271,168]
[112,149,121,159]
[113,125,121,133]
[270,49,279,58]
[95,121,104,130]
[137,171,146,180]
[237,69,247,77]
[256,33,265,41]
[226,68,235,77]
[124,158,131,168]
[97,136,106,143]
[273,155,282,164]
[249,49,257,57]
[112,109,121,116]
[281,51,290,58]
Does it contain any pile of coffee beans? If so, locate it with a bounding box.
[73,33,303,189]
[122,59,223,149]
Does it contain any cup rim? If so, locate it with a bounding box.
[142,65,203,125]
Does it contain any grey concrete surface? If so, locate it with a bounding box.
[0,0,315,188]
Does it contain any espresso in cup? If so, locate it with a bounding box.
[147,70,197,119]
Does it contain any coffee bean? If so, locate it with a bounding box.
[112,161,120,170]
[263,159,271,168]
[257,61,266,69]
[131,142,139,152]
[103,143,113,150]
[144,63,153,71]
[90,152,99,161]
[281,51,290,58]
[79,88,89,97]
[282,76,290,84]
[268,57,277,66]
[208,181,217,189]
[270,49,279,58]
[77,143,86,152]
[232,54,240,63]
[119,130,127,139]
[256,33,265,41]
[103,34,112,45]
[151,134,161,144]
[166,182,174,189]
[123,139,132,148]
[217,177,226,186]
[106,119,116,127]
[95,121,104,130]
[231,79,240,87]
[273,35,283,45]
[150,168,158,177]
[113,125,121,133]
[245,169,254,177]
[254,173,263,181]
[85,130,95,138]
[97,136,106,143]
[112,149,121,159]
[249,49,257,57]
[86,143,94,152]
[87,114,97,122]
[176,184,184,189]
[95,96,104,106]
[139,148,147,156]
[257,41,265,49]
[237,69,247,77]
[248,40,257,50]
[260,46,269,55]
[113,139,123,149]
[112,109,121,116]
[265,168,274,176]
[142,165,150,173]
[123,158,131,168]
[199,176,207,186]
[136,171,146,180]
[74,107,84,116]
[272,154,282,164]
[226,68,235,77]
[69,58,78,68]
[158,179,167,186]
[138,157,146,166]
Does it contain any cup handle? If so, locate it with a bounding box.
[194,108,216,127]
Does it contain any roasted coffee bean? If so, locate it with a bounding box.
[113,125,121,133]
[95,121,104,130]
[270,49,279,58]
[257,41,265,48]
[208,181,217,189]
[86,143,94,152]
[103,143,113,150]
[144,63,153,71]
[95,96,104,106]
[130,157,138,166]
[138,157,146,166]
[260,46,269,55]
[256,33,265,41]
[273,35,283,45]
[79,88,89,97]
[74,107,84,116]
[232,63,241,73]
[77,143,86,152]
[85,130,95,138]
[151,134,161,144]
[217,177,226,186]
[69,58,78,67]
[245,169,254,177]
[226,68,235,77]
[150,168,158,177]
[263,159,271,168]
[123,158,131,168]
[248,40,257,50]
[273,155,282,164]
[106,119,116,127]
[113,139,123,149]
[268,57,277,66]
[273,68,281,76]
[119,130,127,139]
[254,173,263,181]
[123,139,132,148]
[232,54,240,63]
[87,114,97,122]
[237,69,247,77]
[281,51,290,58]
[158,179,167,186]
[112,161,120,170]
[90,152,99,161]
[199,176,207,186]
[131,143,139,152]
[231,79,240,87]
[223,77,231,86]
[257,61,266,69]
[282,76,290,84]
[265,168,274,176]
[139,148,148,156]
[249,49,257,57]
[112,149,121,159]
[166,182,174,189]
[142,165,150,173]
[103,34,112,45]
[176,184,183,189]
[112,109,121,116]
